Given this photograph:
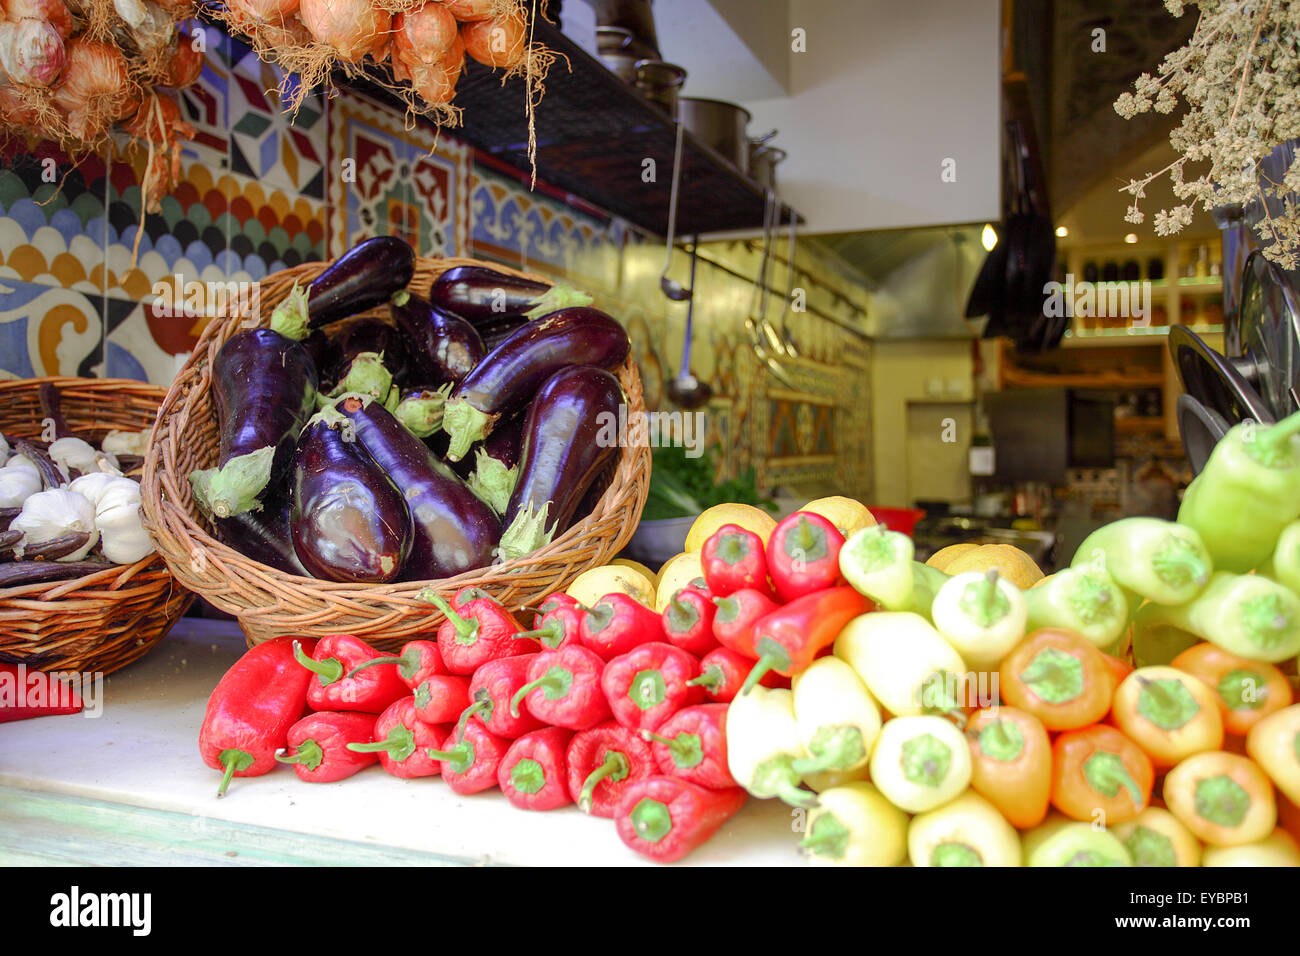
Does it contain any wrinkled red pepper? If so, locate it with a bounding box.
[766,512,846,602]
[614,778,747,862]
[497,726,574,811]
[456,654,545,740]
[413,673,472,724]
[742,586,871,694]
[601,642,703,732]
[687,646,787,703]
[711,588,780,658]
[640,703,735,789]
[345,698,446,779]
[509,644,610,730]
[702,523,775,598]
[420,588,524,675]
[661,586,719,656]
[275,711,378,783]
[0,663,84,722]
[428,721,510,795]
[579,592,663,660]
[293,636,407,714]
[567,721,656,817]
[346,639,445,689]
[536,592,581,617]
[199,637,317,797]
[513,604,585,651]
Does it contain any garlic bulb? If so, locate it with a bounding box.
[69,472,135,508]
[0,432,8,464]
[49,437,117,475]
[11,488,99,561]
[100,429,150,457]
[95,481,153,564]
[0,463,41,508]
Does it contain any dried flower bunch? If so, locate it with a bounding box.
[1115,0,1300,267]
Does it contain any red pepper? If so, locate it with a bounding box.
[292,636,407,714]
[275,712,379,783]
[536,592,581,617]
[742,586,871,694]
[428,721,510,794]
[456,654,545,740]
[420,588,524,675]
[579,592,663,660]
[661,586,719,656]
[614,777,747,863]
[0,663,84,722]
[567,720,655,817]
[412,673,472,723]
[345,640,445,690]
[640,703,734,789]
[687,646,786,702]
[452,586,496,607]
[199,637,317,797]
[711,588,780,658]
[345,698,446,779]
[509,644,611,730]
[601,642,703,733]
[513,604,585,651]
[765,511,846,602]
[702,523,775,598]
[497,726,575,810]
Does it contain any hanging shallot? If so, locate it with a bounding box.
[461,11,526,70]
[392,1,458,73]
[442,0,500,21]
[157,29,202,88]
[3,0,77,38]
[298,0,389,64]
[52,38,138,142]
[123,89,194,213]
[112,0,174,56]
[0,17,67,86]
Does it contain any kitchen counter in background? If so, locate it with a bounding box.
[0,621,801,867]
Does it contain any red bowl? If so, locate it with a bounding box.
[867,507,926,536]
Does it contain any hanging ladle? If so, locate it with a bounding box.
[659,121,692,301]
[666,235,712,409]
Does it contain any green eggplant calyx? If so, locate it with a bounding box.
[215,748,255,798]
[1150,537,1208,590]
[578,751,630,812]
[308,403,351,431]
[800,810,849,860]
[189,446,275,518]
[1124,826,1177,867]
[630,797,673,843]
[1135,676,1200,730]
[523,283,593,319]
[931,842,983,867]
[497,501,554,563]
[977,718,1025,762]
[1194,774,1251,828]
[293,640,344,685]
[958,569,1010,628]
[348,725,415,762]
[510,758,547,795]
[275,739,324,772]
[1018,646,1084,704]
[393,386,451,438]
[1217,669,1267,711]
[328,352,392,404]
[442,399,496,463]
[391,289,411,307]
[467,451,517,516]
[790,725,865,776]
[1082,751,1144,808]
[1239,593,1293,650]
[900,732,952,788]
[268,282,310,341]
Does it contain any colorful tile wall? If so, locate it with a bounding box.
[0,27,874,498]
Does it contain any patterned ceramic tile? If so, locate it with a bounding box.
[176,22,232,171]
[0,279,104,379]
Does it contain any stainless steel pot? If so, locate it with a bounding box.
[679,97,752,173]
[634,59,686,118]
[749,145,786,189]
[597,26,641,83]
[591,0,660,58]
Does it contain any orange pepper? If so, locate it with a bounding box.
[1163,751,1277,847]
[965,706,1052,828]
[1099,651,1134,690]
[1051,724,1153,825]
[1112,665,1224,768]
[999,628,1115,731]
[1171,643,1293,737]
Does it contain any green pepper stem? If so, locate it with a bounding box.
[216,755,238,798]
[275,739,323,772]
[425,746,465,762]
[739,657,775,697]
[685,666,722,690]
[455,697,490,742]
[510,677,547,717]
[344,654,406,679]
[960,569,1007,629]
[578,751,629,813]
[346,738,397,754]
[215,748,253,799]
[512,619,562,648]
[293,640,343,685]
[1256,409,1300,455]
[773,778,819,809]
[424,593,478,643]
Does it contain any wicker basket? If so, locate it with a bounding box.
[0,377,193,674]
[141,256,652,651]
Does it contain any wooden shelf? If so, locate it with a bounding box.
[1061,326,1225,348]
[1001,368,1165,389]
[1115,416,1166,434]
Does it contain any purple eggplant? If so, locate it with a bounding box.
[431,265,591,327]
[300,237,415,329]
[324,318,413,391]
[214,488,308,576]
[497,366,623,562]
[441,307,631,461]
[389,290,485,389]
[461,409,527,513]
[336,394,500,581]
[189,315,318,519]
[289,407,413,583]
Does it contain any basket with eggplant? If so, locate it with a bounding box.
[0,377,192,674]
[142,242,651,651]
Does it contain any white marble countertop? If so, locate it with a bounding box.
[0,618,805,866]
